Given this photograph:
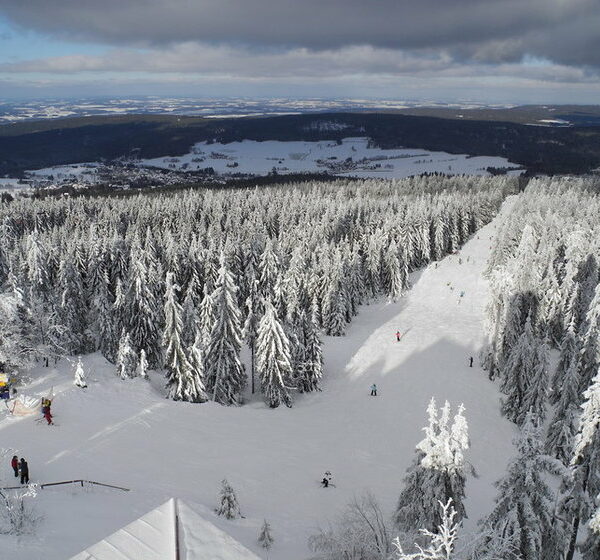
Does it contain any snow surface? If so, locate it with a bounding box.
[0,199,518,559]
[139,137,521,178]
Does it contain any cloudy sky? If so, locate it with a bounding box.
[0,0,599,103]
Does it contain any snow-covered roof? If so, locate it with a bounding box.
[70,498,260,560]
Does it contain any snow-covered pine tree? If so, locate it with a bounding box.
[519,337,550,423]
[579,283,600,396]
[384,239,404,301]
[216,479,241,520]
[204,256,246,405]
[162,272,201,402]
[550,317,580,405]
[500,314,539,425]
[256,300,293,408]
[73,357,87,388]
[566,370,600,559]
[393,400,469,539]
[546,351,581,465]
[116,331,138,380]
[296,312,323,393]
[473,413,566,560]
[124,251,162,368]
[57,257,88,354]
[181,288,199,349]
[393,499,459,560]
[581,503,600,560]
[242,291,259,394]
[187,332,208,403]
[137,349,149,380]
[258,519,274,551]
[198,285,215,348]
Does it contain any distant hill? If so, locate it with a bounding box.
[1,111,599,176]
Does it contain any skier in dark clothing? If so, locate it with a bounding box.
[11,455,18,477]
[321,476,329,488]
[19,458,29,485]
[370,384,377,396]
[396,331,401,342]
[469,356,473,367]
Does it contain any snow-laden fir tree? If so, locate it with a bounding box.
[550,317,580,405]
[73,357,87,388]
[242,291,259,394]
[546,351,581,465]
[581,502,600,560]
[518,337,550,423]
[137,349,148,380]
[198,285,215,348]
[393,400,469,541]
[124,251,162,368]
[204,256,246,405]
[187,332,208,403]
[216,479,241,520]
[162,272,202,402]
[256,300,293,408]
[57,258,88,354]
[296,312,323,393]
[384,239,404,301]
[473,413,566,560]
[578,283,600,396]
[500,314,546,425]
[258,519,274,551]
[116,331,138,380]
[393,499,459,560]
[181,288,199,349]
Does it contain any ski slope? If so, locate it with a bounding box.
[0,199,517,559]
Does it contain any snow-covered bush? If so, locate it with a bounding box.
[73,357,87,388]
[216,479,241,520]
[258,519,274,550]
[309,493,391,560]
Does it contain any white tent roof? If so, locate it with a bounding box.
[70,498,261,560]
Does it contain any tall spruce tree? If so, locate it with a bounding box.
[256,300,293,408]
[204,256,246,405]
[474,413,566,560]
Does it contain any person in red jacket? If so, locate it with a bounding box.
[43,406,53,425]
[11,455,18,477]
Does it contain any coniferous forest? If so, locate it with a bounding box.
[0,176,514,408]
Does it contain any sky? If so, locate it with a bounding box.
[0,0,599,104]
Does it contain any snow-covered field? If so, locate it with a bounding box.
[140,137,521,178]
[0,178,32,193]
[0,200,517,559]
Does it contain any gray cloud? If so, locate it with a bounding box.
[0,0,599,68]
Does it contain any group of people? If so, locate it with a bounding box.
[10,455,30,485]
[41,398,53,425]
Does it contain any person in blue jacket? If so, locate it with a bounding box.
[370,384,377,396]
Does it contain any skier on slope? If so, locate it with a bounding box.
[43,403,53,425]
[321,471,333,488]
[370,383,377,396]
[396,330,401,342]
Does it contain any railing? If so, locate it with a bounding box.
[1,479,129,491]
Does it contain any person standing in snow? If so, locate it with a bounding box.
[321,471,333,488]
[370,383,377,396]
[469,356,473,367]
[43,404,53,425]
[11,455,18,477]
[396,331,401,341]
[19,458,29,485]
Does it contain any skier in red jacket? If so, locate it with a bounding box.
[43,406,53,425]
